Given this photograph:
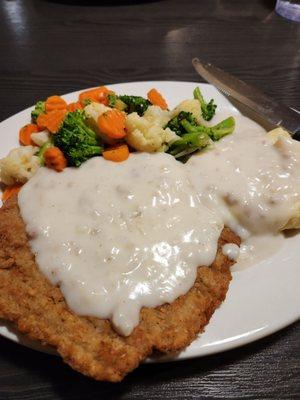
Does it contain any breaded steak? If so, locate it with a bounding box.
[0,196,240,381]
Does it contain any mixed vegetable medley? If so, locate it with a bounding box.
[0,86,235,201]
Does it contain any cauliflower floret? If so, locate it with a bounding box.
[143,105,171,127]
[0,146,40,185]
[84,102,110,123]
[171,99,204,124]
[84,102,116,144]
[31,130,50,147]
[125,112,178,152]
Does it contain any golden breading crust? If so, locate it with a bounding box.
[0,196,240,382]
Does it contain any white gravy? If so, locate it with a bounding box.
[222,243,240,261]
[187,116,300,236]
[231,233,285,272]
[18,153,222,336]
[18,114,300,335]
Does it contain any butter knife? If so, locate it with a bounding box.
[192,58,300,140]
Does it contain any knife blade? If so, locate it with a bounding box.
[192,58,300,139]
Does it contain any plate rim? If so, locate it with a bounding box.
[0,80,299,362]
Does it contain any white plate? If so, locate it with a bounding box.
[0,81,299,360]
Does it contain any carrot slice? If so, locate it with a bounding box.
[79,86,113,106]
[36,113,49,130]
[19,124,39,146]
[45,95,67,112]
[147,88,168,110]
[44,146,67,172]
[2,184,23,202]
[98,109,126,139]
[37,109,67,133]
[67,102,83,112]
[103,144,130,162]
[45,109,67,133]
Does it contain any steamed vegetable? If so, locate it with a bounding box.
[125,112,178,152]
[143,106,171,127]
[84,102,119,144]
[167,116,235,159]
[107,94,117,108]
[193,87,216,121]
[19,124,39,146]
[206,117,235,141]
[0,146,40,185]
[8,85,234,176]
[37,140,53,166]
[147,89,168,110]
[180,117,235,141]
[84,102,110,124]
[31,101,45,123]
[168,130,210,159]
[31,130,50,147]
[165,111,198,136]
[118,95,150,116]
[53,110,102,167]
[44,146,67,172]
[171,99,203,124]
[45,95,67,112]
[108,94,127,111]
[103,144,130,162]
[67,102,83,112]
[37,109,67,133]
[79,87,112,106]
[82,99,92,106]
[98,109,126,139]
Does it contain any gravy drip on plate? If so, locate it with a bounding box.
[18,153,223,336]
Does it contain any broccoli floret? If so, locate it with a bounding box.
[168,131,210,159]
[108,93,117,107]
[181,117,235,141]
[167,116,235,160]
[53,110,102,167]
[207,117,235,141]
[107,94,127,111]
[193,87,217,121]
[82,98,91,106]
[167,117,210,159]
[119,95,150,116]
[31,101,45,123]
[165,111,198,136]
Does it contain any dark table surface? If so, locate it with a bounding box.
[0,0,299,399]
